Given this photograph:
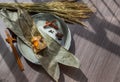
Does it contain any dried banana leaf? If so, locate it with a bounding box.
[0,9,80,82]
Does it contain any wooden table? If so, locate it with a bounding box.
[0,0,120,82]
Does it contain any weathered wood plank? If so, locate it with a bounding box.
[0,0,120,82]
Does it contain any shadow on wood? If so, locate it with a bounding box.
[25,59,56,82]
[26,59,87,82]
[67,0,120,56]
[0,33,28,82]
[60,64,88,82]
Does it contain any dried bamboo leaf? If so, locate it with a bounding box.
[0,9,80,82]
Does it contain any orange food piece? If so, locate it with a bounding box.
[33,41,39,48]
[31,36,47,53]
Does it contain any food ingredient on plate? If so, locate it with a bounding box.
[56,32,64,40]
[49,30,54,33]
[31,36,47,53]
[44,20,58,30]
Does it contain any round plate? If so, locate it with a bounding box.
[17,13,71,64]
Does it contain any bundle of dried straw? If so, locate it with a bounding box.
[0,2,93,26]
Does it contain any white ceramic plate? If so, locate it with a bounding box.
[17,13,71,64]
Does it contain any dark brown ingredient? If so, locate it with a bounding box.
[56,32,64,40]
[49,30,54,33]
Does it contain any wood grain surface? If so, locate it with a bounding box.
[0,0,120,82]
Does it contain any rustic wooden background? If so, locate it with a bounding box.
[0,0,120,82]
